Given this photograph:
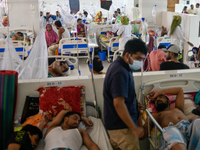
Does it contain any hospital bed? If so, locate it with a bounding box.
[156,36,171,48]
[98,26,120,62]
[0,40,29,58]
[59,37,89,59]
[9,28,35,47]
[138,78,200,150]
[48,56,80,77]
[18,84,112,150]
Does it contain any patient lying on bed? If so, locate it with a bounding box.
[44,106,100,150]
[48,61,70,77]
[140,88,200,150]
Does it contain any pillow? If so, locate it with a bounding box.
[146,92,196,113]
[37,86,86,117]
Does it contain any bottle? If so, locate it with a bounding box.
[145,33,149,45]
[49,17,53,25]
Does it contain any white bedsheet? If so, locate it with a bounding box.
[35,116,113,150]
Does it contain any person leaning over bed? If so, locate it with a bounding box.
[103,39,148,150]
[44,104,100,150]
[7,115,50,150]
[138,87,200,150]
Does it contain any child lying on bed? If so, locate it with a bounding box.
[138,87,200,150]
[44,105,100,150]
[7,114,50,150]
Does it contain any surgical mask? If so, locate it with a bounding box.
[128,55,143,71]
[155,100,169,112]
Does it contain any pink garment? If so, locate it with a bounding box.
[45,24,59,46]
[148,49,166,71]
[143,36,154,71]
[77,24,87,37]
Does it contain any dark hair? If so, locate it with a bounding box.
[55,20,62,27]
[83,11,88,15]
[21,125,42,140]
[173,53,178,57]
[60,61,68,66]
[197,3,200,7]
[158,45,166,49]
[183,6,187,11]
[191,4,194,7]
[17,32,23,37]
[64,112,81,119]
[77,18,82,23]
[46,12,50,15]
[117,8,120,11]
[114,11,117,13]
[40,11,43,13]
[155,94,169,102]
[88,57,104,73]
[56,11,59,13]
[123,39,148,56]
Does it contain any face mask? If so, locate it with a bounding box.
[129,55,143,71]
[155,100,169,112]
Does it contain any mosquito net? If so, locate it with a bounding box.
[1,29,48,79]
[0,37,24,73]
[22,29,48,79]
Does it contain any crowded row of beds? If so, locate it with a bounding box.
[12,68,200,150]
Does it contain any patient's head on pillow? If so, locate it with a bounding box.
[154,94,170,112]
[21,125,42,148]
[63,112,81,129]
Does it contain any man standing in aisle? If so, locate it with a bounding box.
[103,39,148,150]
[188,4,195,14]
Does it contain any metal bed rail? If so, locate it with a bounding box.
[145,109,164,150]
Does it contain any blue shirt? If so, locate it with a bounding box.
[103,56,138,130]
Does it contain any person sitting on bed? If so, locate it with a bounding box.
[48,20,70,56]
[139,87,200,150]
[45,24,59,47]
[77,18,86,37]
[48,61,70,78]
[87,57,106,75]
[7,115,50,150]
[44,106,100,150]
[160,44,189,71]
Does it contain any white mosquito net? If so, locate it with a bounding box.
[1,37,24,72]
[60,5,75,27]
[0,29,48,79]
[22,29,48,79]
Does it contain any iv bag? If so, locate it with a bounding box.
[71,19,77,33]
[152,5,156,17]
[87,24,98,47]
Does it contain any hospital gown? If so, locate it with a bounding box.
[159,119,200,150]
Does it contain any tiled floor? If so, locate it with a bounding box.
[79,57,111,76]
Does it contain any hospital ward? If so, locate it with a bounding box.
[2,0,200,150]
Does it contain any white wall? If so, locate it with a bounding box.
[7,0,40,34]
[139,0,167,28]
